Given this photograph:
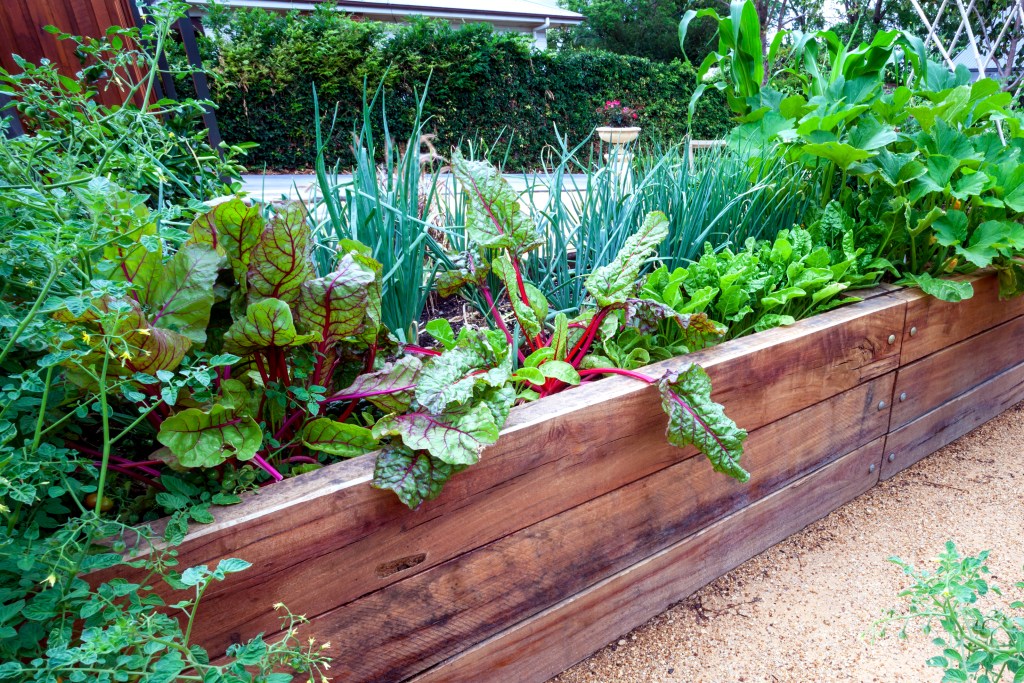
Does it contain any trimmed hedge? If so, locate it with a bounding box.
[178,9,732,171]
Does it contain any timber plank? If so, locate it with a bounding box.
[890,314,1024,430]
[102,293,904,611]
[297,377,893,682]
[193,373,895,656]
[898,271,1024,365]
[411,438,884,683]
[881,361,1024,480]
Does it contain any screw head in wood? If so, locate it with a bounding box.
[878,400,887,410]
[887,334,897,344]
[869,463,876,473]
[888,453,896,462]
[909,326,918,337]
[899,392,907,402]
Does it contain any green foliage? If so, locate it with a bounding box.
[171,8,733,171]
[878,542,1024,683]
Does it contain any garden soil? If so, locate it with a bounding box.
[550,401,1024,683]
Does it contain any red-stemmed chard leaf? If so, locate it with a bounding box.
[301,418,378,458]
[186,197,264,288]
[435,250,491,297]
[585,211,670,306]
[157,403,263,468]
[149,244,224,345]
[371,446,464,509]
[492,255,548,340]
[372,401,500,466]
[450,151,543,255]
[223,298,320,355]
[296,252,378,347]
[658,364,749,482]
[247,202,316,304]
[327,356,422,414]
[414,329,512,413]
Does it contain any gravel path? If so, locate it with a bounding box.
[550,402,1024,683]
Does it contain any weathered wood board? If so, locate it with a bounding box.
[890,314,1024,430]
[296,376,893,681]
[882,360,1024,480]
[897,271,1024,365]
[411,438,884,683]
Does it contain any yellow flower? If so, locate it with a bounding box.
[42,573,57,587]
[119,350,133,367]
[81,331,92,345]
[273,602,285,610]
[136,327,151,336]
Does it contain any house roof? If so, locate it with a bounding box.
[951,48,1004,73]
[187,0,583,27]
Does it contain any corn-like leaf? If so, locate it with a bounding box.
[658,364,748,482]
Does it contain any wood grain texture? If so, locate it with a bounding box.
[890,314,1024,430]
[411,438,884,683]
[99,292,905,613]
[882,360,1024,480]
[897,271,1024,365]
[296,376,893,682]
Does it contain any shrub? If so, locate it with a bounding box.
[171,8,732,171]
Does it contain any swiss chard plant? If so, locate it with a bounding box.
[434,152,750,487]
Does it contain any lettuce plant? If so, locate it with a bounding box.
[433,152,750,489]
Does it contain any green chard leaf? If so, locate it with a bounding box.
[585,212,670,306]
[492,255,547,340]
[371,446,464,509]
[415,329,512,413]
[247,202,316,304]
[149,244,224,345]
[301,419,378,458]
[435,250,491,297]
[902,273,974,302]
[157,404,263,468]
[223,298,320,355]
[658,364,749,482]
[372,401,500,466]
[296,252,378,346]
[451,151,542,255]
[333,356,422,414]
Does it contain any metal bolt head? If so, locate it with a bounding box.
[887,334,897,344]
[909,326,918,337]
[899,392,907,402]
[869,463,876,473]
[888,453,896,463]
[878,400,887,410]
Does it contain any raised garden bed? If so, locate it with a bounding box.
[118,270,1024,682]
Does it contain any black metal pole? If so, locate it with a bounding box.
[0,91,25,138]
[176,15,223,150]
